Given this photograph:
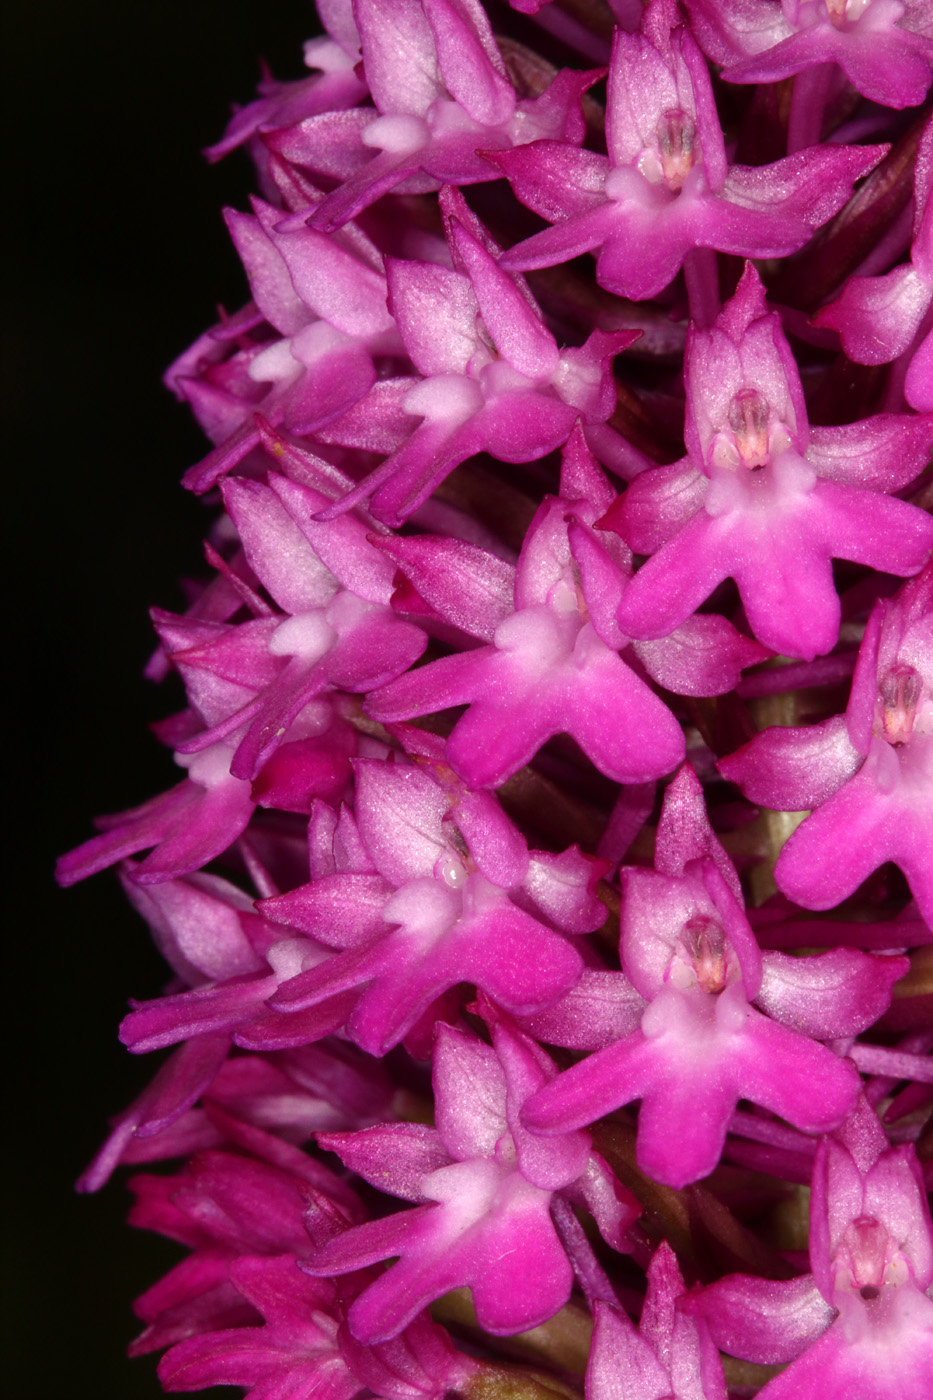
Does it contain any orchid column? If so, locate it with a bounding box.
[59,2,932,1399]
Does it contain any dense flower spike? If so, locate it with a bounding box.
[60,2,933,1397]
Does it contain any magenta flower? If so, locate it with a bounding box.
[607,263,933,659]
[494,0,885,303]
[115,896,352,1059]
[521,766,896,1187]
[80,1036,395,1192]
[158,1256,477,1400]
[55,739,257,887]
[57,434,427,888]
[720,563,933,923]
[258,754,597,1054]
[267,0,599,233]
[368,430,767,786]
[130,1126,478,1400]
[127,1127,364,1358]
[315,194,637,525]
[687,1098,933,1399]
[174,199,400,495]
[303,1012,638,1341]
[172,469,427,779]
[686,0,933,110]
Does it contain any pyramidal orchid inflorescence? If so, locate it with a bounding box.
[59,2,932,1397]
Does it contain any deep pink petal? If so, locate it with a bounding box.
[373,533,515,641]
[616,512,731,642]
[318,1124,450,1203]
[516,971,647,1053]
[806,413,933,492]
[730,1011,860,1135]
[905,325,933,410]
[633,614,769,698]
[687,1272,834,1365]
[604,460,706,555]
[586,1301,672,1400]
[635,1054,743,1188]
[487,142,612,223]
[756,949,909,1038]
[522,1032,658,1135]
[814,265,932,366]
[425,0,514,127]
[719,715,863,811]
[775,739,933,920]
[808,480,933,579]
[500,203,621,273]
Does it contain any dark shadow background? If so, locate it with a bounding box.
[7,3,319,1395]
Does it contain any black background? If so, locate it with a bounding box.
[8,3,319,1395]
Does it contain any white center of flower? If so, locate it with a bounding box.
[361,112,429,155]
[269,610,337,661]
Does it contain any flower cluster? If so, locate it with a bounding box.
[61,2,932,1398]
